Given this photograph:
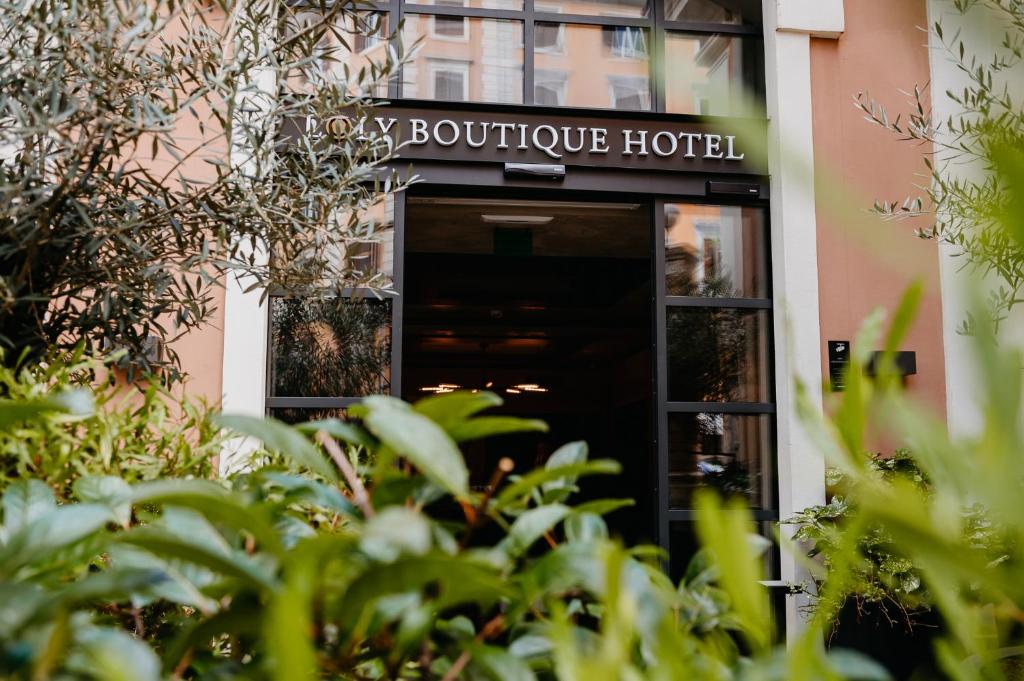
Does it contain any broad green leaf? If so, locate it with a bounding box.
[0,504,113,576]
[336,555,507,632]
[265,559,318,681]
[0,389,94,429]
[214,413,338,482]
[120,528,277,591]
[825,649,892,681]
[74,476,132,526]
[447,416,549,443]
[468,643,537,681]
[2,480,56,534]
[107,544,219,613]
[565,513,608,543]
[258,472,357,517]
[500,505,571,558]
[695,493,770,652]
[360,396,469,498]
[0,583,48,637]
[360,507,432,562]
[295,418,375,450]
[67,627,160,681]
[129,479,283,556]
[57,568,170,606]
[545,441,588,470]
[572,498,635,516]
[494,460,621,509]
[413,390,503,429]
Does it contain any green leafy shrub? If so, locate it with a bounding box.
[786,451,932,627]
[0,383,886,680]
[0,348,218,494]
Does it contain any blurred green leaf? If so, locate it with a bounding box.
[214,414,338,483]
[360,396,469,498]
[2,480,56,534]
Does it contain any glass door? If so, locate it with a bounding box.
[653,199,777,579]
[400,194,659,545]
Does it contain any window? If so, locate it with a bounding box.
[534,22,564,53]
[604,26,648,59]
[289,0,763,111]
[352,13,387,52]
[431,0,469,39]
[664,0,760,25]
[402,15,524,103]
[534,69,567,105]
[429,60,470,100]
[609,75,651,110]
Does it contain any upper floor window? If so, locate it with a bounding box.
[302,0,763,114]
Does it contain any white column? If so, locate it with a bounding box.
[928,0,1024,438]
[761,0,843,639]
[219,0,277,473]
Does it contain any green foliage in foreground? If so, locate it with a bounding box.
[0,383,888,680]
[788,280,1024,680]
[0,348,219,493]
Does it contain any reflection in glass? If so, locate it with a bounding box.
[665,32,763,116]
[271,195,395,291]
[280,10,392,97]
[401,16,523,103]
[668,413,772,509]
[270,297,392,398]
[536,0,649,18]
[664,204,767,298]
[534,23,651,110]
[269,408,350,425]
[664,0,759,24]
[407,0,523,8]
[666,308,770,402]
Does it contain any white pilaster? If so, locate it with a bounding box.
[219,0,277,473]
[761,0,843,638]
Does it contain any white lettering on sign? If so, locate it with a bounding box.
[322,116,750,166]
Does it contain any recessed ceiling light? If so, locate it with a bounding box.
[481,215,554,225]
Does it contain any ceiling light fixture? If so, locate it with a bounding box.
[481,214,554,225]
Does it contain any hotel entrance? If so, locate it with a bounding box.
[266,182,777,577]
[401,196,657,544]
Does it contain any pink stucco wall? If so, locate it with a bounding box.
[811,0,948,418]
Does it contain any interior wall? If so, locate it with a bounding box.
[810,0,947,420]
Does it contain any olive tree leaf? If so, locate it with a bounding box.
[359,396,469,498]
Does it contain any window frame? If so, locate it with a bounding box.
[362,0,762,111]
[427,58,471,100]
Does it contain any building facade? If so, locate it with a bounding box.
[172,0,965,630]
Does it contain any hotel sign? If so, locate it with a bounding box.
[283,106,767,175]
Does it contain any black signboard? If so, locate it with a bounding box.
[828,340,850,392]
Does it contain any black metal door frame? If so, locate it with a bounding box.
[390,169,773,559]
